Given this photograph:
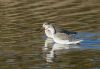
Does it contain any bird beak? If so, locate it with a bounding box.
[40,27,44,32]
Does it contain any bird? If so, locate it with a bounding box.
[42,22,77,38]
[42,22,83,44]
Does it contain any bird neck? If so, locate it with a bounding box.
[50,26,56,37]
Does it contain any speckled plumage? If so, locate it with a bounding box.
[42,22,83,44]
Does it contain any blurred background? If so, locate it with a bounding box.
[0,0,100,69]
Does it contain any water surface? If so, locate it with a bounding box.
[0,0,100,69]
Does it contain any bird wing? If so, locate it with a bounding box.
[55,33,72,40]
[54,25,77,35]
[62,30,77,35]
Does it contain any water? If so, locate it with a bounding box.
[0,0,100,69]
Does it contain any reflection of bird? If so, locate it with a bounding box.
[42,38,54,51]
[42,22,83,44]
[42,38,80,63]
[42,22,77,38]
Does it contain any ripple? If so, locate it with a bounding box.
[0,0,100,69]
